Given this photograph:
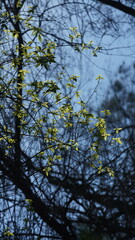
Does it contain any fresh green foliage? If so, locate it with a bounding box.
[0,3,121,180]
[3,228,14,237]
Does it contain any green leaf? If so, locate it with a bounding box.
[66,83,76,88]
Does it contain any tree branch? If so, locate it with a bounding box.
[98,0,135,17]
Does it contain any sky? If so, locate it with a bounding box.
[75,25,135,109]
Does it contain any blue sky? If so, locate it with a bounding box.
[73,26,135,108]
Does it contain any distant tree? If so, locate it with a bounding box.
[74,62,135,240]
[95,62,135,239]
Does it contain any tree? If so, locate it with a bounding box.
[0,0,134,239]
[93,62,135,239]
[0,1,118,239]
[60,62,135,240]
